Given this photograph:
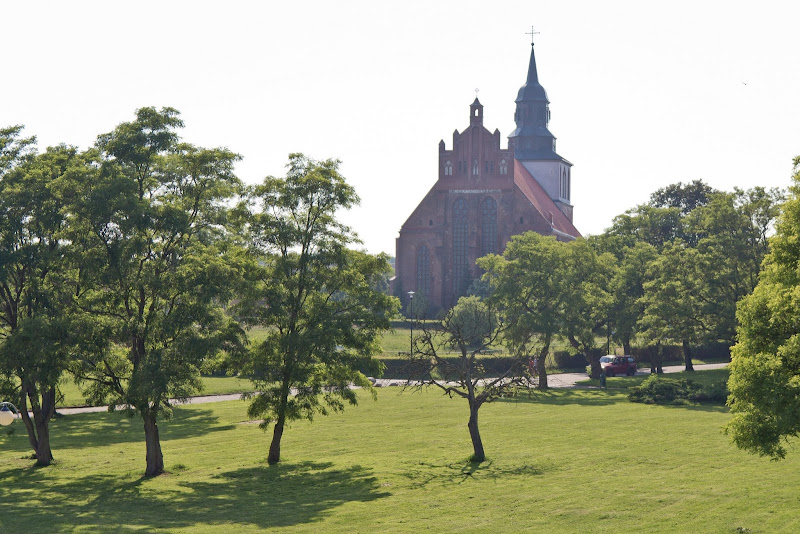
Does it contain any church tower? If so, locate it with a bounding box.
[394,40,580,314]
[509,40,574,221]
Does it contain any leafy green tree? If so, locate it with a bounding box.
[726,157,800,459]
[0,130,78,466]
[235,154,398,465]
[561,239,615,377]
[690,188,783,345]
[65,108,245,476]
[479,232,571,389]
[406,296,524,462]
[649,179,716,215]
[605,181,781,367]
[608,205,684,250]
[606,241,657,356]
[639,243,708,372]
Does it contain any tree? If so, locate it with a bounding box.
[605,182,782,367]
[235,154,398,465]
[561,239,615,378]
[690,188,783,345]
[65,108,245,476]
[605,241,657,356]
[0,129,77,466]
[406,296,525,462]
[639,243,708,372]
[479,232,571,389]
[726,157,800,459]
[649,179,716,215]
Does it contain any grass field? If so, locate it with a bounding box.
[2,370,798,533]
[57,376,256,408]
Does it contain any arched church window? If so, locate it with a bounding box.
[481,197,498,257]
[453,197,470,297]
[499,159,508,175]
[416,244,431,299]
[472,160,479,176]
[444,160,453,176]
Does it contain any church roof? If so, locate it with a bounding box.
[513,159,581,239]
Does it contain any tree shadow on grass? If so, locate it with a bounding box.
[0,407,235,465]
[496,389,623,407]
[59,407,235,449]
[497,388,729,413]
[0,460,389,531]
[402,458,551,489]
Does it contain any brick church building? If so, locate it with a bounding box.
[394,41,581,313]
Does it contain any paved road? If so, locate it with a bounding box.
[544,362,729,388]
[52,362,729,416]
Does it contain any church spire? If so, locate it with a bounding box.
[509,39,560,161]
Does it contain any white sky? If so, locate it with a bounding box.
[3,1,799,255]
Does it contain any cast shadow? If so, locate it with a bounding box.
[0,407,235,460]
[402,458,549,489]
[0,460,389,531]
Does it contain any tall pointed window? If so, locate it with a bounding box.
[452,197,470,297]
[444,160,453,176]
[472,160,479,176]
[481,197,498,257]
[416,244,431,299]
[499,159,508,175]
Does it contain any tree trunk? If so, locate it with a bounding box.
[18,385,55,467]
[537,345,549,390]
[267,387,289,465]
[682,339,694,371]
[143,411,164,477]
[267,413,285,465]
[623,338,632,356]
[650,343,664,374]
[589,353,603,379]
[467,403,485,462]
[34,415,53,467]
[33,387,56,466]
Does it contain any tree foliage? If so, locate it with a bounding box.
[0,132,80,466]
[479,233,612,384]
[65,107,246,476]
[603,179,782,369]
[727,157,800,459]
[406,296,525,462]
[235,153,398,465]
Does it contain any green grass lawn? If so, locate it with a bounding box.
[57,376,256,408]
[2,372,797,533]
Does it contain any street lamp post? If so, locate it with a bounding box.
[407,290,415,356]
[0,401,20,426]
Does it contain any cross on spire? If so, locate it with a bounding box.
[526,26,540,45]
[474,88,480,99]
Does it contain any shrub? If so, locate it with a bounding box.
[628,375,700,405]
[628,375,729,405]
[690,380,729,403]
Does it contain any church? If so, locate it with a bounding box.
[394,40,581,313]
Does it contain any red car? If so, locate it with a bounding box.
[600,355,637,377]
